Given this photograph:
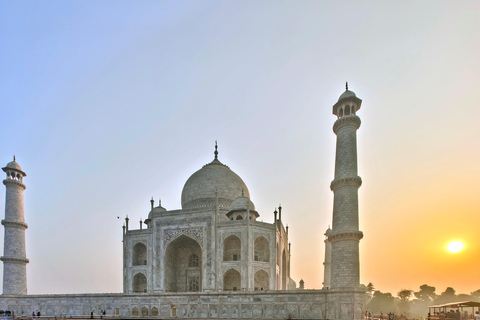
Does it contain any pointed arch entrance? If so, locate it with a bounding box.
[132,273,147,293]
[254,269,269,290]
[164,235,202,292]
[223,235,241,261]
[254,236,269,262]
[223,269,241,291]
[132,242,147,266]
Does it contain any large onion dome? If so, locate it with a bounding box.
[181,144,249,209]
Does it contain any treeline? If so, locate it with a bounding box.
[364,283,480,318]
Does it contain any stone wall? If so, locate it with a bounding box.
[0,289,365,320]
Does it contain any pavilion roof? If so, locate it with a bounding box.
[429,301,480,308]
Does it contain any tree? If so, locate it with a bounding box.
[414,284,437,302]
[435,287,456,304]
[471,289,480,301]
[367,283,375,298]
[457,294,471,301]
[367,290,396,314]
[398,289,414,302]
[397,289,414,315]
[443,287,456,296]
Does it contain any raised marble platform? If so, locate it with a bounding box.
[0,288,364,320]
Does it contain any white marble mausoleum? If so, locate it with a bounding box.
[123,143,293,295]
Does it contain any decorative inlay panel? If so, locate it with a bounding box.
[221,232,241,242]
[163,227,204,248]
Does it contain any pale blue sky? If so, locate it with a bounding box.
[1,1,479,296]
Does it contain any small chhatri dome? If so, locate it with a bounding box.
[227,192,260,220]
[230,193,255,211]
[325,227,332,236]
[146,199,167,224]
[153,199,167,212]
[181,143,250,209]
[149,203,167,215]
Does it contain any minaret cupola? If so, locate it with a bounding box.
[332,82,362,118]
[3,156,26,182]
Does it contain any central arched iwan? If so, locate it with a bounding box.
[164,235,202,292]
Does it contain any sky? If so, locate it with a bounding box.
[0,1,479,297]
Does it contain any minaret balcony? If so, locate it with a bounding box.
[0,256,29,264]
[3,179,26,190]
[333,115,361,133]
[330,176,362,191]
[328,231,363,243]
[1,220,28,229]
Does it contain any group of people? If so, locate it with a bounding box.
[429,310,480,320]
[90,310,107,319]
[365,311,403,320]
[365,311,396,320]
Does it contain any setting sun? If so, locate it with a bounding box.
[447,241,464,253]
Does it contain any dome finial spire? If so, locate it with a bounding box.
[13,155,15,162]
[346,82,348,90]
[214,140,218,160]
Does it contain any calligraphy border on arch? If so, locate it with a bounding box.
[163,227,204,249]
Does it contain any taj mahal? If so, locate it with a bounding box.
[0,85,365,319]
[123,143,293,294]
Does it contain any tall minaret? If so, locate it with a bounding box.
[1,157,29,295]
[328,83,363,288]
